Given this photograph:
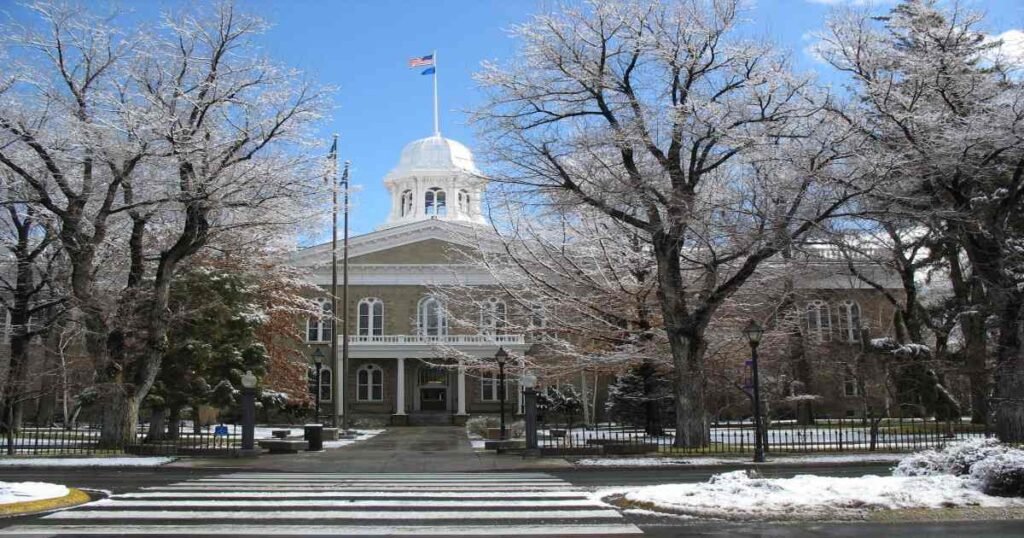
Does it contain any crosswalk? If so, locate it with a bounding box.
[2,472,643,536]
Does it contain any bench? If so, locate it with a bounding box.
[258,439,308,454]
[270,430,292,439]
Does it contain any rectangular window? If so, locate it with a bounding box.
[844,379,860,397]
[481,374,497,401]
[358,385,368,401]
[307,322,319,342]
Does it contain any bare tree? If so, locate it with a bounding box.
[0,1,329,445]
[816,0,1024,440]
[0,171,68,453]
[473,0,868,446]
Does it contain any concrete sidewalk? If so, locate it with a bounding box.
[168,426,572,472]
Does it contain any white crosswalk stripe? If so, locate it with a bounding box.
[1,472,643,536]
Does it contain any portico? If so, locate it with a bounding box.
[345,334,529,425]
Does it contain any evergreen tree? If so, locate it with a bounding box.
[145,267,269,439]
[605,361,674,436]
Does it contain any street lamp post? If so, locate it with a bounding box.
[522,371,538,455]
[311,348,324,424]
[743,319,766,463]
[240,370,258,453]
[495,346,508,441]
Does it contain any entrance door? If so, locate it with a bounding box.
[421,387,447,411]
[417,365,449,412]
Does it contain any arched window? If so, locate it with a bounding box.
[805,300,831,342]
[418,296,447,336]
[309,365,333,403]
[480,297,507,335]
[357,364,384,401]
[307,299,332,342]
[400,190,413,217]
[358,298,384,337]
[529,303,546,329]
[458,189,470,214]
[425,188,446,217]
[836,300,862,343]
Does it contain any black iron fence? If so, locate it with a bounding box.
[536,416,990,456]
[1,421,242,457]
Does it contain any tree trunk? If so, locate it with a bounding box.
[167,407,182,440]
[671,335,709,447]
[993,297,1024,442]
[962,310,990,424]
[98,388,140,449]
[652,231,711,448]
[146,408,166,442]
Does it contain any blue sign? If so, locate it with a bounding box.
[214,425,229,437]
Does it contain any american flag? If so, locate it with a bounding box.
[408,54,434,68]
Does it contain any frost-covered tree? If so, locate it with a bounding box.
[0,1,329,445]
[473,0,869,446]
[816,0,1024,439]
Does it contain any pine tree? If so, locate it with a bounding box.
[605,361,674,436]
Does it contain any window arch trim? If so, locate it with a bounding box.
[356,363,384,401]
[357,297,384,337]
[417,296,448,336]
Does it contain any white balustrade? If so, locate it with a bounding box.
[348,334,525,345]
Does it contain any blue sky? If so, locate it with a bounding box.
[3,0,1022,243]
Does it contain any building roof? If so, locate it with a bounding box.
[384,135,482,181]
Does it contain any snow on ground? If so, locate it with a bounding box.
[576,453,906,467]
[599,470,1024,520]
[323,429,384,449]
[0,457,175,467]
[0,482,69,505]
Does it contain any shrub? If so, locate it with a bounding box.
[895,438,1024,497]
[465,416,525,438]
[895,438,1006,477]
[970,451,1024,497]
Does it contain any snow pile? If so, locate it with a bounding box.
[0,457,175,467]
[895,438,1024,496]
[0,482,68,505]
[609,470,1022,520]
[606,440,1024,519]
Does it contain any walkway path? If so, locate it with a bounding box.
[0,471,642,536]
[171,426,570,472]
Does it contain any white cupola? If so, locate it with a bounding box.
[380,135,488,229]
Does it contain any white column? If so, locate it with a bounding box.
[395,357,406,415]
[456,359,467,415]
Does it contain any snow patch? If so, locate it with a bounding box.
[605,470,1024,520]
[0,482,68,505]
[0,457,175,467]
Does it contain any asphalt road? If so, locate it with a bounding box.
[2,465,1023,537]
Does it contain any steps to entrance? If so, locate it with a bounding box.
[408,413,453,426]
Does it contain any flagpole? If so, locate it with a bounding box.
[340,160,351,432]
[329,134,339,428]
[432,49,439,136]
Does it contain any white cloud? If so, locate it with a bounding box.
[984,29,1024,67]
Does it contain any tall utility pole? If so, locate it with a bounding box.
[329,135,340,427]
[340,160,351,432]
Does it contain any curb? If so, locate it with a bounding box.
[0,488,91,517]
[567,459,902,471]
